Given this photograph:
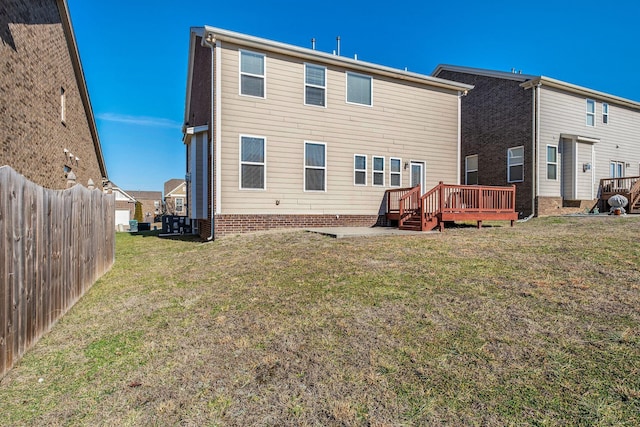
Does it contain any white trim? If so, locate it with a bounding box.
[239,49,266,99]
[304,63,327,108]
[165,182,186,197]
[60,87,66,124]
[465,154,478,185]
[507,146,524,183]
[354,154,367,186]
[545,145,558,181]
[216,41,222,215]
[345,71,373,107]
[574,142,579,199]
[586,99,596,127]
[175,197,184,213]
[185,125,209,135]
[433,64,537,82]
[202,27,473,93]
[304,141,327,192]
[389,157,402,187]
[457,91,462,184]
[410,161,426,195]
[372,155,385,186]
[591,145,595,200]
[239,135,267,190]
[602,102,609,124]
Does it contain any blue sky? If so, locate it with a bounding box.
[67,0,640,192]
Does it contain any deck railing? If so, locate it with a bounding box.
[599,176,640,212]
[397,186,421,228]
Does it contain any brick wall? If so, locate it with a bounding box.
[436,70,534,217]
[537,196,597,216]
[212,214,383,238]
[1,0,105,190]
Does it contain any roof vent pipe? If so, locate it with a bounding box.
[354,53,357,60]
[511,68,516,73]
[336,36,341,56]
[311,38,316,50]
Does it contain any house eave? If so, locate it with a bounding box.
[432,64,537,82]
[521,77,640,110]
[201,26,474,94]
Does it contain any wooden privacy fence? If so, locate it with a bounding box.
[0,166,115,377]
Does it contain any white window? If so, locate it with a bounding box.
[390,158,401,187]
[507,146,524,182]
[305,64,326,107]
[175,198,184,212]
[586,99,595,126]
[465,155,478,185]
[546,145,558,180]
[305,142,326,191]
[354,154,367,186]
[240,50,265,98]
[603,103,609,124]
[372,156,385,186]
[60,87,66,123]
[610,161,624,178]
[240,135,266,189]
[346,72,372,106]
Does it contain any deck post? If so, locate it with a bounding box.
[477,220,482,229]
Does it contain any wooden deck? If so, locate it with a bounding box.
[599,176,640,213]
[386,182,518,231]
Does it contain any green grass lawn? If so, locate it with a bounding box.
[1,216,639,426]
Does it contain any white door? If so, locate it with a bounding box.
[411,161,425,195]
[115,209,130,228]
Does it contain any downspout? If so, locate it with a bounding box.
[202,33,216,241]
[533,83,541,216]
[457,90,466,184]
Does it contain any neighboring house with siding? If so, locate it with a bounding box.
[164,178,187,216]
[183,26,473,239]
[107,183,136,229]
[1,0,108,190]
[433,64,640,217]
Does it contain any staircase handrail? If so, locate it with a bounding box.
[398,186,421,228]
[629,177,640,208]
[419,182,445,230]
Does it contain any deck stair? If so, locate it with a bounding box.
[387,182,518,232]
[598,176,640,214]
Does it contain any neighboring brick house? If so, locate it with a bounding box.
[183,26,472,239]
[164,178,187,216]
[433,65,640,217]
[108,183,136,229]
[128,190,163,224]
[1,0,108,190]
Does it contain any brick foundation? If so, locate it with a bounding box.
[537,197,598,216]
[196,214,386,239]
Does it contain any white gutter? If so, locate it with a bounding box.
[202,26,473,94]
[202,34,216,241]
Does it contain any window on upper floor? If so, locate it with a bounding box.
[354,154,367,186]
[602,102,609,124]
[373,156,385,186]
[465,155,478,185]
[547,145,558,180]
[175,198,184,212]
[305,142,326,191]
[305,64,326,107]
[346,72,372,106]
[586,99,595,126]
[240,50,265,98]
[507,146,524,183]
[60,87,66,124]
[240,135,266,189]
[390,158,402,187]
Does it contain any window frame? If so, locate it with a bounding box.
[390,157,402,188]
[372,156,385,186]
[304,141,327,192]
[610,161,624,178]
[239,49,266,99]
[175,197,184,213]
[507,146,525,183]
[239,134,267,190]
[60,87,66,124]
[586,99,596,127]
[602,102,609,124]
[354,154,367,186]
[345,72,373,107]
[304,63,327,107]
[465,154,478,185]
[546,145,558,181]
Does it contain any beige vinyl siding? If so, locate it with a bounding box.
[217,41,460,215]
[538,86,640,199]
